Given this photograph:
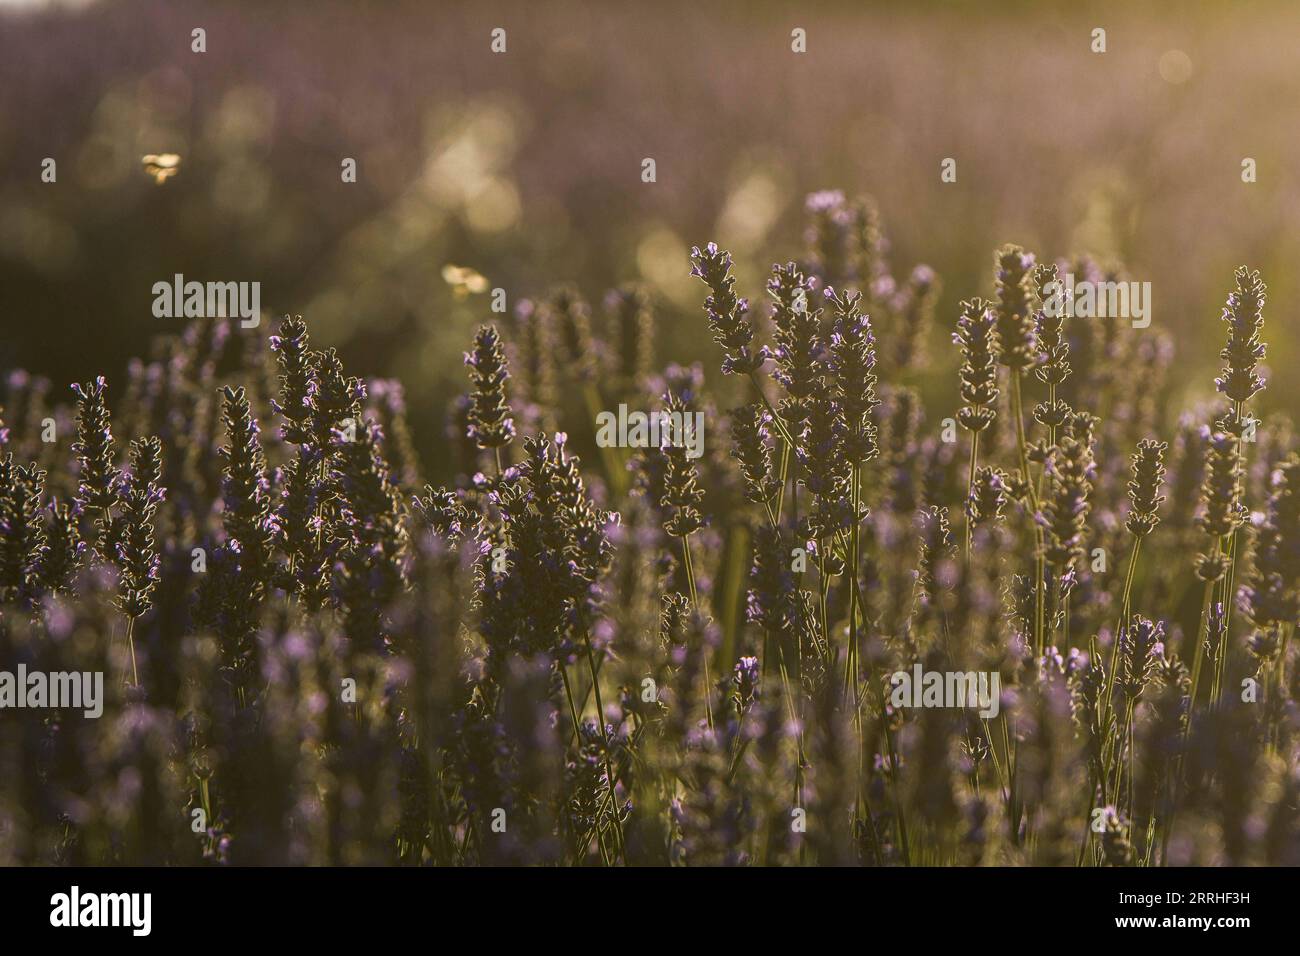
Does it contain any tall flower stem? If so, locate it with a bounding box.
[1221,400,1246,634]
[774,641,806,806]
[1102,536,1142,727]
[125,616,139,687]
[839,560,911,865]
[559,660,584,743]
[748,371,795,447]
[1213,524,1240,708]
[1187,576,1215,724]
[583,631,626,862]
[817,547,832,667]
[842,465,862,705]
[775,443,792,526]
[1209,404,1248,713]
[680,534,712,730]
[965,431,979,563]
[746,371,799,525]
[559,663,608,864]
[1010,372,1045,655]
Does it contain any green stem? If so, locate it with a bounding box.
[843,465,862,706]
[680,534,712,730]
[1100,536,1142,740]
[1187,576,1215,731]
[748,371,795,447]
[125,616,139,687]
[774,641,806,807]
[1221,400,1246,633]
[1010,372,1045,657]
[965,430,980,563]
[583,631,626,862]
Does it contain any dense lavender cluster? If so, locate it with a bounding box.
[1,191,1297,866]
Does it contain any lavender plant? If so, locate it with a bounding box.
[1,194,1296,869]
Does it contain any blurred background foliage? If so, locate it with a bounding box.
[2,0,1298,480]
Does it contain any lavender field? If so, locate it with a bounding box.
[0,1,1297,868]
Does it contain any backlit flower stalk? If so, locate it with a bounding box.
[1032,261,1071,450]
[1037,436,1094,643]
[464,325,516,475]
[826,286,879,702]
[690,242,769,378]
[219,386,278,601]
[38,497,84,594]
[954,297,998,560]
[1213,267,1267,654]
[1110,615,1164,810]
[1104,439,1167,723]
[660,389,709,728]
[730,403,780,523]
[993,246,1046,653]
[71,376,121,560]
[117,436,164,686]
[0,455,47,609]
[1192,431,1246,711]
[691,243,796,520]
